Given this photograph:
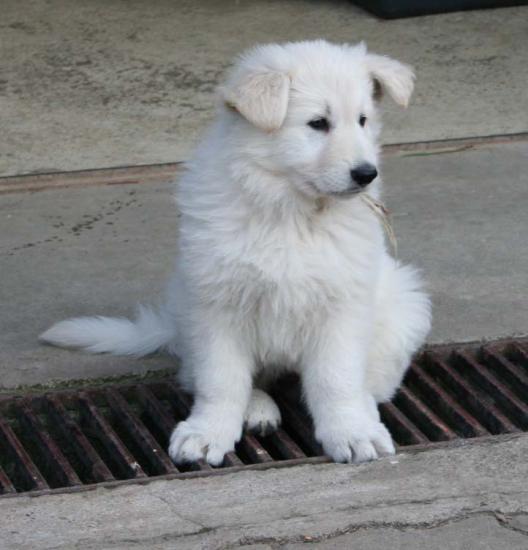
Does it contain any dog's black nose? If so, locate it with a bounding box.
[350,164,378,187]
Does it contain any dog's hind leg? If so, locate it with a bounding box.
[244,388,281,436]
[365,256,431,403]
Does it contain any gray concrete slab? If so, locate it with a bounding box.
[384,140,528,345]
[1,140,527,389]
[282,516,528,550]
[1,1,527,177]
[1,434,527,549]
[0,180,179,389]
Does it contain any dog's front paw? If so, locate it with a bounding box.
[168,416,242,466]
[315,411,395,464]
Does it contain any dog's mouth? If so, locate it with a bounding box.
[306,181,364,199]
[329,188,364,198]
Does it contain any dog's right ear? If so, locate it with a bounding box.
[366,54,415,108]
[221,70,290,132]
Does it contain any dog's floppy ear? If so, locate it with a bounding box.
[222,70,290,131]
[367,54,415,108]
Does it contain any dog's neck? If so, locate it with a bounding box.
[234,159,333,221]
[234,156,380,224]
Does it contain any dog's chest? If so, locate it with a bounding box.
[203,212,379,319]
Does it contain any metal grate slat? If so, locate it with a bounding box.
[104,389,178,475]
[394,386,458,441]
[18,399,82,488]
[379,401,430,446]
[481,346,528,397]
[267,428,306,460]
[273,392,323,456]
[222,450,244,467]
[0,465,16,494]
[77,393,147,479]
[422,352,519,434]
[507,342,528,367]
[135,385,176,441]
[44,395,114,483]
[1,337,527,497]
[407,364,489,438]
[452,351,528,429]
[237,434,274,463]
[0,416,48,491]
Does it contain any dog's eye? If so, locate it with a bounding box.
[308,118,330,132]
[359,114,367,127]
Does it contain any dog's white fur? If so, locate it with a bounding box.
[41,40,431,465]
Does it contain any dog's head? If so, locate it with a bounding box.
[221,41,414,199]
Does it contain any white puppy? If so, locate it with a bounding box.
[41,40,431,465]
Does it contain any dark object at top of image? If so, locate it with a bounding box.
[351,0,528,19]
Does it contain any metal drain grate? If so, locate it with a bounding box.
[0,338,527,496]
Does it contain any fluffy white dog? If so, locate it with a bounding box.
[41,40,431,465]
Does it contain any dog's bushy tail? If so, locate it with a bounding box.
[39,305,177,357]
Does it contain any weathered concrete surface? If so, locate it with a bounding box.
[1,140,527,389]
[2,434,528,549]
[1,1,527,177]
[281,515,528,549]
[384,140,528,345]
[0,180,179,389]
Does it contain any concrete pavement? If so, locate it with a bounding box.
[2,434,528,549]
[1,1,527,177]
[1,1,528,549]
[1,139,527,389]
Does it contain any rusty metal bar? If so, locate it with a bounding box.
[506,342,528,368]
[408,364,489,438]
[452,351,528,429]
[0,337,524,498]
[480,345,528,398]
[379,401,430,446]
[160,381,191,420]
[18,400,82,488]
[222,450,244,467]
[273,392,322,456]
[394,386,457,441]
[0,416,48,491]
[237,434,273,463]
[267,428,306,460]
[136,385,176,441]
[104,389,178,475]
[0,464,16,494]
[423,352,519,434]
[44,395,114,483]
[77,392,147,479]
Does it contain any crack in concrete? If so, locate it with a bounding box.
[494,512,528,538]
[225,511,528,548]
[151,493,211,533]
[272,488,528,521]
[60,509,528,549]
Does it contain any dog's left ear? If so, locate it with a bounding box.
[222,70,290,131]
[366,54,415,108]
